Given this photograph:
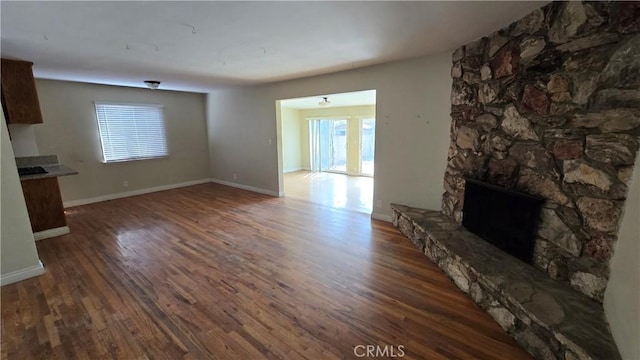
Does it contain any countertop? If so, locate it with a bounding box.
[16,155,79,181]
[19,164,79,181]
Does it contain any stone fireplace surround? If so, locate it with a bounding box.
[442,0,639,304]
[391,204,620,360]
[392,2,638,359]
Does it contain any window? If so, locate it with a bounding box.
[95,102,168,163]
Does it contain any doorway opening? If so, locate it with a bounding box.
[276,90,376,214]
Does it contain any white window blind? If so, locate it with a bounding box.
[95,102,168,163]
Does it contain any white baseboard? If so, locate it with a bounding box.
[63,179,213,208]
[371,212,393,222]
[283,167,303,174]
[210,178,281,197]
[1,260,45,286]
[34,226,70,241]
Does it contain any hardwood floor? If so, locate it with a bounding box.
[1,183,531,360]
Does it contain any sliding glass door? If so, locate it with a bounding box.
[309,119,347,173]
[360,118,375,176]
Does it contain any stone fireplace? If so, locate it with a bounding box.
[392,2,638,359]
[442,1,639,303]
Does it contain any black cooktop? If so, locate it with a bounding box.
[18,166,48,176]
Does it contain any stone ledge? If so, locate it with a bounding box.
[391,203,620,360]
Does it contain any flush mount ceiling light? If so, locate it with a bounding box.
[144,80,161,90]
[318,97,331,107]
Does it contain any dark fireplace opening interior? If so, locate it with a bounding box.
[462,178,544,264]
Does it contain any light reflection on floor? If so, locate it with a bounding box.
[284,171,373,214]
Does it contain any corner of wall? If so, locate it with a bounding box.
[1,112,43,284]
[604,155,640,360]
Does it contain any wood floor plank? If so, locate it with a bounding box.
[1,183,532,359]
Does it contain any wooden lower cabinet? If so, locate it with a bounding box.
[20,177,66,232]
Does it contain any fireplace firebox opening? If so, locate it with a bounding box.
[462,178,543,264]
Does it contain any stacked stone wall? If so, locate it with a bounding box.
[442,1,640,302]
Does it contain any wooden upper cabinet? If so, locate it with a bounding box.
[1,58,43,124]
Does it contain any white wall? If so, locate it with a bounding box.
[34,79,211,205]
[605,155,640,360]
[7,124,39,156]
[206,53,452,220]
[1,113,43,284]
[281,107,302,173]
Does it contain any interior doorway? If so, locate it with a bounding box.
[276,90,376,214]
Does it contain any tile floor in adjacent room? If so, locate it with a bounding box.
[284,170,373,214]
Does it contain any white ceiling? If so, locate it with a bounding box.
[281,89,376,110]
[1,1,546,93]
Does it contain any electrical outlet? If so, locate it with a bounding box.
[268,139,273,145]
[375,200,383,209]
[233,173,237,180]
[123,180,129,187]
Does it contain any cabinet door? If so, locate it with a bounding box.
[1,59,44,124]
[20,177,67,232]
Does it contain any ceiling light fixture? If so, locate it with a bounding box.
[144,80,161,90]
[319,97,331,107]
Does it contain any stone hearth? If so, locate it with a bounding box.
[391,204,620,360]
[443,1,640,302]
